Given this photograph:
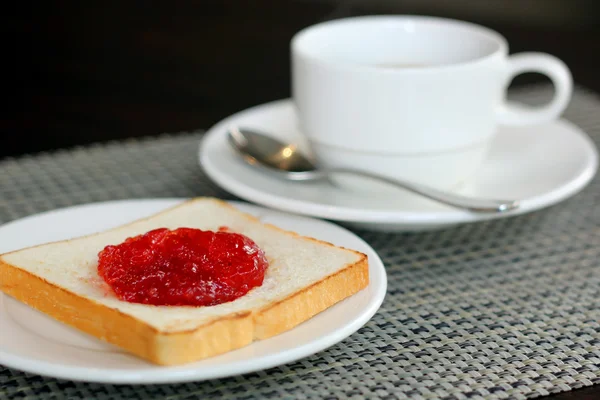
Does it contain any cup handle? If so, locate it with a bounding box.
[497,52,573,126]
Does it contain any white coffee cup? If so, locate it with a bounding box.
[291,16,573,191]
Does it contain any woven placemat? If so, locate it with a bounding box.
[1,85,599,400]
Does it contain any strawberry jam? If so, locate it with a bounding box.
[97,228,268,307]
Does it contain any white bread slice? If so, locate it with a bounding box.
[0,198,369,365]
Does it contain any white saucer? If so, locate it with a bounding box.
[199,99,599,232]
[0,199,387,384]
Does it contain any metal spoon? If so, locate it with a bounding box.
[227,127,520,213]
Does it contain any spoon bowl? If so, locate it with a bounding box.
[228,127,324,181]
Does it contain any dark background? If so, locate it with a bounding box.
[3,0,600,159]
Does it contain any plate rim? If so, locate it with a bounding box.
[199,98,599,225]
[0,198,387,384]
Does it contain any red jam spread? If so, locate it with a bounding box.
[97,227,268,307]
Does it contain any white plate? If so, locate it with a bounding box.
[0,199,387,384]
[199,99,599,232]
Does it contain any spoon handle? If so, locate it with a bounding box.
[325,168,520,213]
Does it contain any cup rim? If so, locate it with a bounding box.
[291,15,509,72]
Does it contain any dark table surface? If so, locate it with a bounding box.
[1,106,599,399]
[2,1,600,399]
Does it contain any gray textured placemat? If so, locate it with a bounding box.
[1,85,599,400]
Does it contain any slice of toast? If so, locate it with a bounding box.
[0,198,369,365]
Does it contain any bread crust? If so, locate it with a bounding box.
[253,255,369,340]
[0,198,370,365]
